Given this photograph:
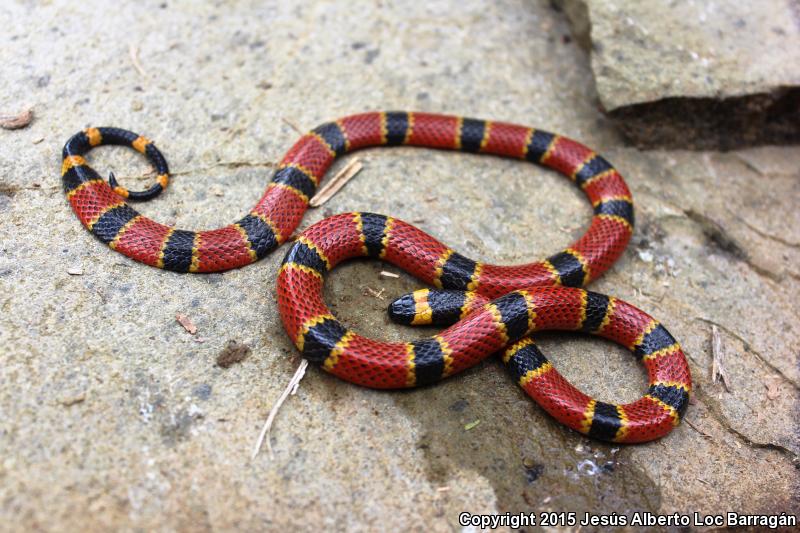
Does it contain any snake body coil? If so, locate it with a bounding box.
[62,111,691,442]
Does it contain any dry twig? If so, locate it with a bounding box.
[683,417,712,438]
[310,158,363,207]
[128,44,147,76]
[380,271,399,279]
[362,286,385,300]
[252,359,309,459]
[281,117,304,135]
[710,325,731,391]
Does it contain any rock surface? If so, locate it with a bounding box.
[556,0,800,148]
[1,0,798,530]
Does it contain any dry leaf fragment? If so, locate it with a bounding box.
[0,108,33,130]
[710,325,731,391]
[176,313,197,334]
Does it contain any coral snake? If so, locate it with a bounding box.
[62,111,691,443]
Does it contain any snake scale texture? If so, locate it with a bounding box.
[62,111,691,443]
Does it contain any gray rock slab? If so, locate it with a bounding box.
[1,0,797,530]
[556,0,800,148]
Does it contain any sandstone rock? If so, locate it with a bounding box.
[556,0,800,148]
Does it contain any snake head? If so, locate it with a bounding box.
[388,289,490,327]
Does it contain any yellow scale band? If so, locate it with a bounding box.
[519,290,537,332]
[66,179,104,200]
[269,182,309,204]
[323,330,356,371]
[109,215,142,250]
[297,314,336,352]
[541,259,562,286]
[484,303,509,345]
[61,155,86,176]
[521,128,535,159]
[379,217,395,259]
[643,343,682,362]
[436,335,454,377]
[335,119,351,152]
[411,289,432,325]
[645,395,681,426]
[631,319,659,351]
[459,291,478,319]
[570,151,597,181]
[478,121,492,152]
[279,262,323,279]
[454,117,464,150]
[85,127,102,146]
[433,248,455,289]
[466,263,483,292]
[404,113,414,144]
[503,337,535,364]
[405,343,416,387]
[280,162,320,186]
[86,201,125,230]
[591,194,633,207]
[132,136,150,153]
[354,213,369,256]
[297,235,332,270]
[615,406,630,442]
[539,134,559,163]
[565,248,590,286]
[189,233,201,273]
[579,399,597,434]
[233,224,259,263]
[156,228,175,269]
[580,169,615,190]
[250,211,283,243]
[309,132,336,158]
[519,361,553,387]
[597,214,633,232]
[596,296,617,334]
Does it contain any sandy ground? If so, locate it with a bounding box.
[1,1,798,530]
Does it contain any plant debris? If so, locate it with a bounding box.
[379,271,399,278]
[309,158,363,207]
[464,419,481,431]
[216,340,251,368]
[764,378,781,401]
[710,325,731,391]
[129,44,147,77]
[683,417,712,439]
[362,286,385,300]
[0,108,33,130]
[175,313,197,335]
[281,117,303,135]
[59,392,86,406]
[252,358,309,459]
